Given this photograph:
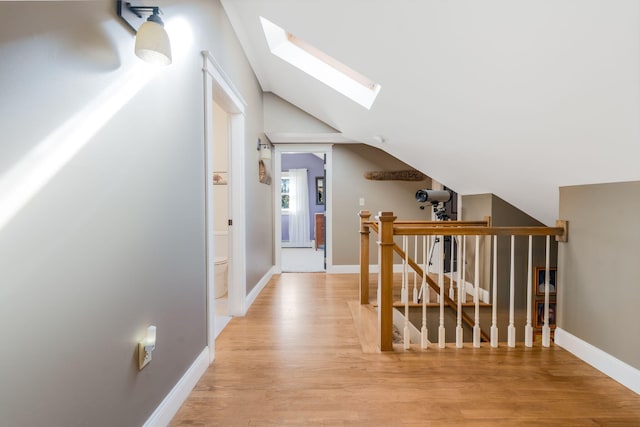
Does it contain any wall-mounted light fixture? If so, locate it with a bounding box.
[138,325,157,370]
[257,138,272,160]
[117,0,172,66]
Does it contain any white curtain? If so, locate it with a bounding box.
[288,168,311,247]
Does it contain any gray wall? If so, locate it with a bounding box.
[0,1,267,426]
[332,144,432,266]
[559,181,640,369]
[460,194,493,289]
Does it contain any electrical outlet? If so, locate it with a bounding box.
[139,343,153,370]
[138,325,156,370]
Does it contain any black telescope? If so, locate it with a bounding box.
[415,189,451,204]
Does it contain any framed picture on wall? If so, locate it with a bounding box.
[535,267,557,296]
[535,301,556,327]
[315,177,324,205]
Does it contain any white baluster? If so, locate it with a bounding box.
[542,235,551,347]
[449,235,455,300]
[525,236,533,347]
[473,235,481,347]
[377,231,382,308]
[508,235,516,347]
[401,236,408,305]
[461,236,467,303]
[413,236,418,303]
[456,234,463,348]
[438,234,446,348]
[417,242,423,302]
[404,236,410,349]
[424,236,431,303]
[421,235,428,349]
[377,270,381,309]
[491,235,498,347]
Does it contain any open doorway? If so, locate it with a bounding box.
[280,153,325,272]
[211,100,231,334]
[203,52,247,363]
[274,145,333,273]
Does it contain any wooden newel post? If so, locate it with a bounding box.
[359,210,371,305]
[377,211,397,351]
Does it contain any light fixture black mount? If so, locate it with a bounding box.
[117,0,164,34]
[116,0,172,66]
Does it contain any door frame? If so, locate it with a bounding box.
[274,144,333,273]
[202,51,247,363]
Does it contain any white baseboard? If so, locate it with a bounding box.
[143,347,209,427]
[282,242,313,248]
[245,266,275,313]
[327,264,359,274]
[554,328,640,395]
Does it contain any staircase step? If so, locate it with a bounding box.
[347,301,380,353]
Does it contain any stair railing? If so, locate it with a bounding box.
[358,210,568,352]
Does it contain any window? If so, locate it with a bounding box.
[281,173,290,212]
[260,16,381,109]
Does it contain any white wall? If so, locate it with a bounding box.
[264,92,338,134]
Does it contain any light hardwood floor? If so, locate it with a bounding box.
[171,273,640,426]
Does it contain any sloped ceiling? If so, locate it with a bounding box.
[221,0,640,225]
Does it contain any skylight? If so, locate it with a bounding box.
[260,17,381,109]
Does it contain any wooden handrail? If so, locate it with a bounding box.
[365,220,568,240]
[364,220,489,227]
[358,210,567,351]
[393,225,565,237]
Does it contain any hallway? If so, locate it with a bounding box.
[171,273,640,426]
[281,247,325,272]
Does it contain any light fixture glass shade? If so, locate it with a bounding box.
[260,144,271,160]
[135,20,172,66]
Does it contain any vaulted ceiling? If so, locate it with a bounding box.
[221,0,640,225]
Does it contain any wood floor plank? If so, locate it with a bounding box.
[170,273,640,426]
